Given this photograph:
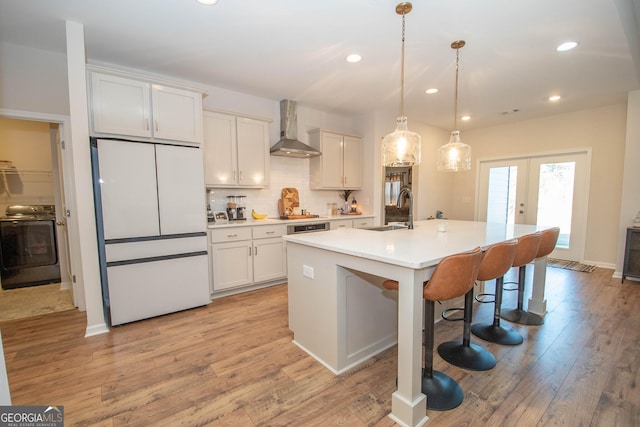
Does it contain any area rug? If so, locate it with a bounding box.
[547,258,597,273]
[0,283,75,322]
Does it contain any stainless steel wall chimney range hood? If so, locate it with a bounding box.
[270,100,321,158]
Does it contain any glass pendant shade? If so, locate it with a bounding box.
[383,116,421,167]
[438,130,471,171]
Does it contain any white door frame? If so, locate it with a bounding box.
[0,108,85,310]
[475,148,592,262]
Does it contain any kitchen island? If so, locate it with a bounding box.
[284,220,548,427]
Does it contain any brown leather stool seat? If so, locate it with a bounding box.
[500,231,544,325]
[470,240,524,345]
[438,240,518,369]
[382,247,483,411]
[501,227,560,325]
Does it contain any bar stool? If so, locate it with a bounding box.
[500,232,543,325]
[470,239,523,345]
[383,247,483,411]
[438,240,518,370]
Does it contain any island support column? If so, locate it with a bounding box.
[527,256,548,316]
[389,268,429,427]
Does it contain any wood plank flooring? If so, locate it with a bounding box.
[1,266,639,426]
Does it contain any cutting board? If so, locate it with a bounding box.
[281,187,299,217]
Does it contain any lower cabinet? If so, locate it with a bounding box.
[331,217,373,230]
[209,225,287,293]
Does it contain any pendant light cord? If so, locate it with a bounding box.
[453,46,460,131]
[400,10,406,118]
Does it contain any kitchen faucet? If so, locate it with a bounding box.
[397,187,414,229]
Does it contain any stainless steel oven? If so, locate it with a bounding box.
[0,205,61,289]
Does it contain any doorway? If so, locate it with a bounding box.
[477,150,590,261]
[0,114,79,320]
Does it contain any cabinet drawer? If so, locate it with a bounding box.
[353,218,373,229]
[210,227,252,243]
[331,219,353,230]
[253,225,286,239]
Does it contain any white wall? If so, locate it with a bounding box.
[457,103,628,266]
[0,42,70,115]
[616,90,640,274]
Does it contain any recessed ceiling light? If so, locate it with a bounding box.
[346,54,362,63]
[195,0,218,5]
[461,115,471,121]
[556,41,578,52]
[425,88,438,94]
[549,95,561,102]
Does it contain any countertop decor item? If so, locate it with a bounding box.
[438,40,472,172]
[633,210,640,227]
[381,2,421,167]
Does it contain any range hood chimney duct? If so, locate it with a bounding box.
[270,100,321,158]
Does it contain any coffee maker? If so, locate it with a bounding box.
[226,195,247,221]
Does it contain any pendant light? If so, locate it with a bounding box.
[438,40,471,172]
[382,2,421,167]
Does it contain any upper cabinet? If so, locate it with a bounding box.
[88,70,203,145]
[203,110,270,188]
[308,129,362,189]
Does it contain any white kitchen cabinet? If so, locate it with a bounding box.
[210,228,253,291]
[352,218,374,229]
[89,70,203,145]
[309,129,362,189]
[252,225,287,283]
[331,219,354,230]
[209,224,286,292]
[203,111,270,188]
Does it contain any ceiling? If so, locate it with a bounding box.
[1,0,639,131]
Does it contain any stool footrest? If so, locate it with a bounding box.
[475,293,495,303]
[503,282,519,291]
[441,307,465,322]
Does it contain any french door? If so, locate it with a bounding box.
[477,151,590,261]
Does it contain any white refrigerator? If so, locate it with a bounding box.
[91,138,210,326]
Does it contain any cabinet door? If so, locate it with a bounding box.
[331,219,353,230]
[237,117,270,187]
[343,136,362,189]
[90,73,151,138]
[203,112,237,186]
[151,85,203,144]
[211,240,253,290]
[155,145,206,235]
[319,132,344,188]
[253,237,286,283]
[97,139,160,239]
[353,218,373,229]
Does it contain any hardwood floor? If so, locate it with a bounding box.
[1,266,638,426]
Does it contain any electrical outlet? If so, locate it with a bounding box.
[303,265,314,279]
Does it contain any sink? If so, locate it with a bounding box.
[365,224,408,231]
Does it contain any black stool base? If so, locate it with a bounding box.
[437,341,497,371]
[470,323,524,346]
[500,308,544,325]
[422,369,464,411]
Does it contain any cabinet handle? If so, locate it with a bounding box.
[344,176,347,184]
[254,246,258,255]
[233,170,237,181]
[146,119,150,131]
[266,231,275,234]
[227,233,238,238]
[240,171,244,181]
[249,246,252,256]
[155,120,158,132]
[338,224,346,228]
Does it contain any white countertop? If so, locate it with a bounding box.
[283,219,544,269]
[207,214,374,229]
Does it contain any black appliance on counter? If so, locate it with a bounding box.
[0,205,61,289]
